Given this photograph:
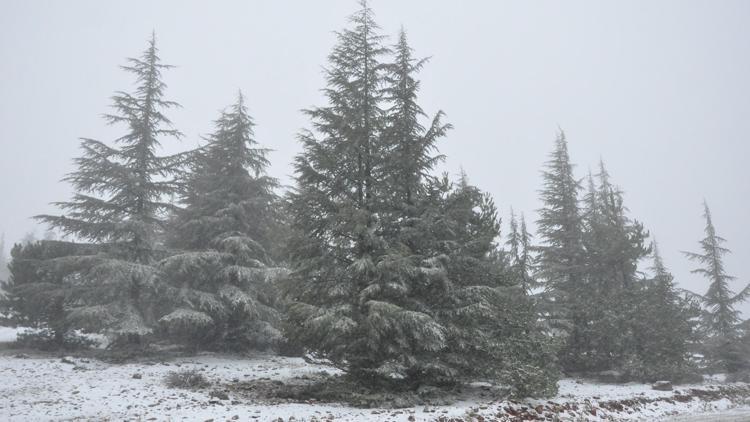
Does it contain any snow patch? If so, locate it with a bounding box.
[0,351,748,421]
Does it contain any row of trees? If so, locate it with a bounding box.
[533,135,748,381]
[1,1,748,396]
[539,137,687,377]
[3,35,286,351]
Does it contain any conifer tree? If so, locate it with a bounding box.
[587,162,649,294]
[535,132,586,357]
[286,1,411,379]
[651,240,669,279]
[285,2,456,382]
[506,209,521,266]
[382,28,449,220]
[684,202,750,372]
[518,215,538,291]
[286,3,557,394]
[169,92,278,252]
[159,93,283,350]
[34,34,185,342]
[425,175,558,396]
[581,162,650,370]
[577,162,650,372]
[626,240,700,381]
[505,210,536,293]
[1,240,99,347]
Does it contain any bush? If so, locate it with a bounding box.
[621,354,702,384]
[1,240,99,345]
[15,328,98,351]
[164,369,210,389]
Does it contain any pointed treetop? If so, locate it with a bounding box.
[684,201,750,338]
[686,201,732,267]
[545,129,575,178]
[507,208,519,257]
[597,159,611,191]
[519,212,529,231]
[458,167,470,188]
[556,129,567,151]
[584,170,598,210]
[701,200,722,243]
[519,212,531,246]
[651,239,670,279]
[236,89,245,108]
[348,0,380,33]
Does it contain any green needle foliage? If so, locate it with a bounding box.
[684,202,750,372]
[285,1,557,395]
[33,34,186,343]
[159,93,284,351]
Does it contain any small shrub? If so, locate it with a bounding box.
[164,369,210,389]
[621,354,702,384]
[15,328,98,351]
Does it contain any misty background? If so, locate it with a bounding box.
[1,0,748,313]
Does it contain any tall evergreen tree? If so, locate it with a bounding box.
[506,209,521,266]
[684,202,749,338]
[518,215,537,290]
[382,27,449,219]
[505,209,536,293]
[586,162,649,294]
[651,240,669,279]
[286,3,557,394]
[574,162,650,372]
[424,175,558,396]
[168,92,278,252]
[684,202,750,372]
[535,131,586,355]
[34,34,185,341]
[159,92,283,350]
[286,1,412,380]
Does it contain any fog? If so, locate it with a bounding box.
[1,0,748,312]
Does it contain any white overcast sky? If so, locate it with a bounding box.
[1,0,749,311]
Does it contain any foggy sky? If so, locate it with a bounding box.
[1,0,749,313]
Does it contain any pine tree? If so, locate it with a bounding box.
[625,240,700,381]
[505,210,536,293]
[285,3,558,394]
[34,34,185,342]
[684,202,750,372]
[577,162,650,372]
[1,240,99,347]
[588,162,649,294]
[535,131,586,361]
[651,240,669,279]
[426,175,558,396]
[506,209,521,267]
[286,1,448,381]
[382,28,449,220]
[159,92,283,351]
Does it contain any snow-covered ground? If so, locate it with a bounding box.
[0,326,21,343]
[0,327,749,421]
